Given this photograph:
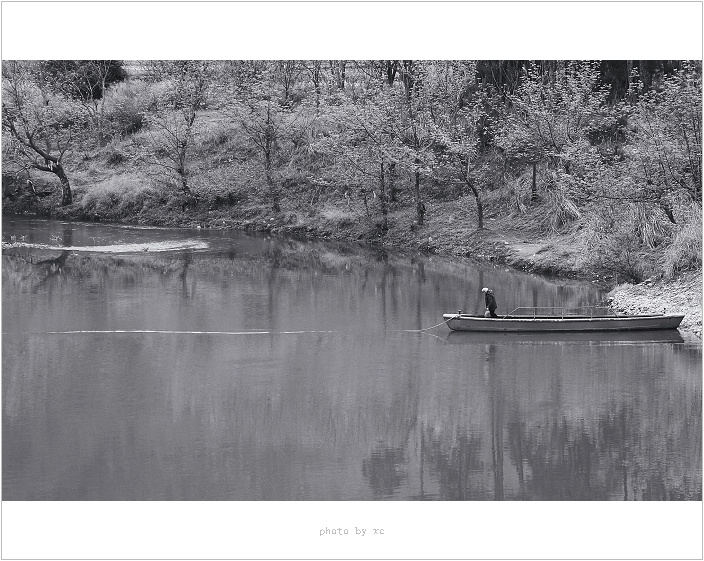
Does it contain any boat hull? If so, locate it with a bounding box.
[443,313,684,332]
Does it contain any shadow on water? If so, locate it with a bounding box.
[444,330,686,345]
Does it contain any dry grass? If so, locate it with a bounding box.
[319,204,359,223]
[493,170,531,216]
[663,203,702,278]
[78,173,163,219]
[538,187,581,233]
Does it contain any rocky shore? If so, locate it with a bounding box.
[606,271,702,339]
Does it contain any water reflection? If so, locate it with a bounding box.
[31,251,70,293]
[362,445,408,498]
[410,338,702,501]
[2,218,701,500]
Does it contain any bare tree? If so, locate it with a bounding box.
[233,73,308,213]
[2,61,81,206]
[318,87,406,233]
[141,61,213,198]
[42,60,124,146]
[328,60,346,90]
[277,61,302,104]
[302,60,325,111]
[427,61,488,229]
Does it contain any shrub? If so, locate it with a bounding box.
[320,204,358,223]
[494,170,530,216]
[104,141,128,167]
[41,61,126,101]
[201,125,234,149]
[104,80,151,137]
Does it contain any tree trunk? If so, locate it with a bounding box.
[661,202,677,224]
[415,170,424,226]
[626,60,634,102]
[531,161,537,202]
[651,60,664,91]
[264,107,280,213]
[379,160,387,233]
[385,60,398,86]
[179,175,198,212]
[178,150,190,195]
[388,162,397,202]
[95,100,108,147]
[180,173,189,194]
[314,77,321,112]
[330,61,346,90]
[470,182,483,229]
[267,174,280,212]
[53,164,72,206]
[402,60,415,101]
[465,160,483,229]
[265,151,280,213]
[639,60,651,92]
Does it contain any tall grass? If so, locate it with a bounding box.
[662,203,702,278]
[572,204,660,282]
[537,182,581,233]
[494,172,529,216]
[570,199,701,282]
[79,174,163,219]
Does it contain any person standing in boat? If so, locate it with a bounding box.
[482,287,498,318]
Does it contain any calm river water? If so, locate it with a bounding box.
[2,217,701,500]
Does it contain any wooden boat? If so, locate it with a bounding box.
[443,307,684,333]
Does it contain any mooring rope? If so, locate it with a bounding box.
[3,317,461,337]
[3,329,337,336]
[402,314,460,333]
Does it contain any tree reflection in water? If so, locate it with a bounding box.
[362,445,408,498]
[394,342,700,501]
[2,224,700,501]
[421,428,483,500]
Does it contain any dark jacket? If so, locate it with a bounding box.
[485,290,497,312]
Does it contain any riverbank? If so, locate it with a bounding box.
[0,184,609,282]
[607,271,703,339]
[4,192,701,339]
[3,120,702,340]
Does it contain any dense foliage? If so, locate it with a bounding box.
[2,60,701,281]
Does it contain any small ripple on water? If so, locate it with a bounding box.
[2,240,209,253]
